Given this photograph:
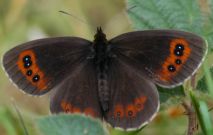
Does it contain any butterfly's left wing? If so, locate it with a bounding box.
[2,37,92,95]
[104,58,159,130]
[50,60,102,118]
[109,30,207,87]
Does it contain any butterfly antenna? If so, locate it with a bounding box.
[127,5,137,12]
[12,100,29,135]
[59,10,95,29]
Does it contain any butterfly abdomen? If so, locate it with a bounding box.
[97,71,110,111]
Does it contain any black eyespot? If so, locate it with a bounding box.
[26,70,32,76]
[174,49,183,56]
[23,55,31,62]
[175,44,184,51]
[32,75,40,82]
[65,109,69,112]
[117,112,121,117]
[175,59,182,65]
[128,111,133,116]
[24,61,32,68]
[168,65,176,72]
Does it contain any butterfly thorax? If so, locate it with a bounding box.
[93,27,108,65]
[93,27,110,112]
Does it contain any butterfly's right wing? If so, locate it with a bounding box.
[2,37,93,95]
[104,58,159,130]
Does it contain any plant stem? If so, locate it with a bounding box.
[182,101,198,135]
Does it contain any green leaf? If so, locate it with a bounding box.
[190,91,213,135]
[157,85,185,103]
[197,65,213,96]
[110,129,140,135]
[127,0,213,50]
[37,114,108,135]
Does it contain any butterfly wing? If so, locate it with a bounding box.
[109,30,207,87]
[104,58,159,130]
[2,37,92,95]
[50,60,102,118]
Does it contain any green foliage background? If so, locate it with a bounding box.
[0,0,212,135]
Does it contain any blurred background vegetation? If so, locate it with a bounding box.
[0,0,212,135]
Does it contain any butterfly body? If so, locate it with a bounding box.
[2,28,207,130]
[93,27,111,112]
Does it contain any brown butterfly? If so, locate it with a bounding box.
[2,28,207,130]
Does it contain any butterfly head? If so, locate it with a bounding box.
[94,27,107,42]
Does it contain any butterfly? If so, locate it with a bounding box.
[2,27,207,131]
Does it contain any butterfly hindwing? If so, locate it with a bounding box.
[2,37,92,95]
[50,60,102,118]
[109,30,207,87]
[104,58,159,130]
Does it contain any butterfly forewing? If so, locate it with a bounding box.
[109,30,207,87]
[2,37,92,95]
